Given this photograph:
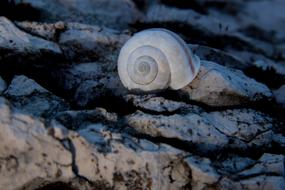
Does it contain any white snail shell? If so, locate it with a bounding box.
[118,28,200,92]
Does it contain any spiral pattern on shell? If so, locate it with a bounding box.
[118,28,200,92]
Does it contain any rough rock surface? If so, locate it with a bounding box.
[58,23,130,63]
[0,16,63,67]
[180,61,273,106]
[4,75,68,118]
[0,0,285,190]
[14,0,142,29]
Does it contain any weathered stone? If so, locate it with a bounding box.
[180,61,273,106]
[126,110,229,153]
[237,153,285,177]
[227,50,285,76]
[4,75,68,117]
[0,97,74,190]
[124,94,188,113]
[240,0,285,41]
[126,107,275,153]
[144,5,275,57]
[16,21,66,41]
[14,0,143,29]
[190,44,247,70]
[0,17,62,67]
[239,176,285,190]
[207,109,273,145]
[55,108,118,130]
[0,1,284,189]
[58,23,130,63]
[0,97,195,190]
[52,62,126,107]
[217,156,255,174]
[185,155,220,190]
[51,119,192,190]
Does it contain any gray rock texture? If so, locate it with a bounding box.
[180,61,273,106]
[0,17,63,67]
[0,1,284,189]
[14,0,143,29]
[4,75,68,118]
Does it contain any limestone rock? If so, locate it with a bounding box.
[124,94,188,113]
[4,75,68,118]
[180,60,273,106]
[52,62,126,107]
[216,156,255,174]
[58,23,130,63]
[55,108,118,130]
[0,97,194,190]
[51,120,192,190]
[0,17,62,67]
[185,156,220,190]
[0,1,284,189]
[144,5,275,58]
[206,109,273,146]
[237,153,285,177]
[16,21,66,41]
[126,107,275,153]
[0,97,74,190]
[126,110,229,153]
[189,44,247,70]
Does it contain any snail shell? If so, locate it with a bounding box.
[118,28,200,92]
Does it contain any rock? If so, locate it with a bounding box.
[240,0,285,41]
[217,153,285,190]
[239,176,285,190]
[58,23,130,63]
[237,153,285,177]
[0,1,284,189]
[190,44,247,70]
[14,0,143,29]
[16,21,66,41]
[143,5,275,58]
[180,60,273,106]
[207,109,273,147]
[0,96,193,190]
[145,5,236,35]
[0,76,6,94]
[274,85,285,108]
[124,94,188,113]
[66,130,191,190]
[216,156,255,174]
[55,108,118,130]
[126,107,275,153]
[0,17,63,68]
[227,49,285,76]
[184,155,220,190]
[52,62,126,107]
[4,75,68,118]
[0,97,74,190]
[126,110,229,153]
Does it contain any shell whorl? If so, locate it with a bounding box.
[118,28,200,92]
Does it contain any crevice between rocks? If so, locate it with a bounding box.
[63,139,92,183]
